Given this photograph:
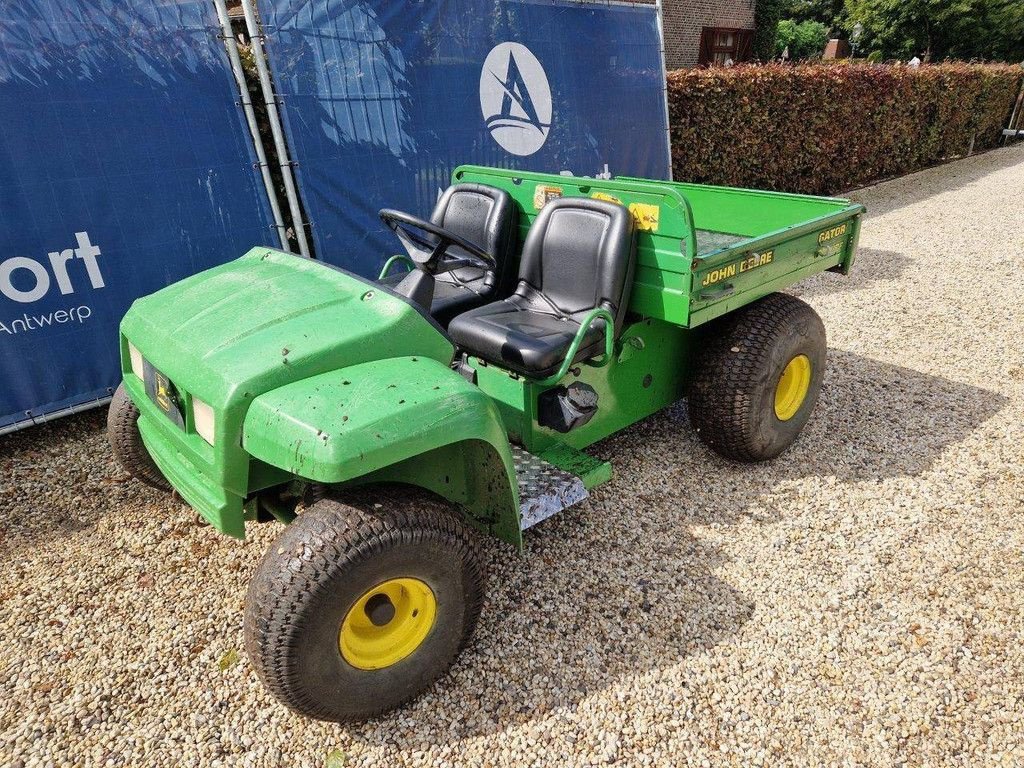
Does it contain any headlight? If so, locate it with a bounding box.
[127,341,144,380]
[192,397,216,445]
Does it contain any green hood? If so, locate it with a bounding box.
[121,247,454,407]
[119,247,456,528]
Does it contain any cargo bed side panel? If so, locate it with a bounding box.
[688,213,860,326]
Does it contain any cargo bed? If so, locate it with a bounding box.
[453,166,865,328]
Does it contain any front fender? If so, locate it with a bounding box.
[242,356,522,546]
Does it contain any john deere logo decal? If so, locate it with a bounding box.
[480,42,552,157]
[155,373,173,413]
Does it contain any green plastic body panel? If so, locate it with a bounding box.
[241,356,522,547]
[473,317,693,454]
[539,440,612,489]
[452,166,864,328]
[119,248,455,537]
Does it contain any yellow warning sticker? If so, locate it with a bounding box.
[591,192,622,205]
[533,185,563,210]
[628,202,660,232]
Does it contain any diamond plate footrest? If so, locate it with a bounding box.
[512,444,589,530]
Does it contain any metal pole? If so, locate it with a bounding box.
[211,0,288,250]
[0,395,114,437]
[1003,75,1024,144]
[655,0,673,180]
[238,0,312,257]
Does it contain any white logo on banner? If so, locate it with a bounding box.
[0,231,102,335]
[480,43,552,156]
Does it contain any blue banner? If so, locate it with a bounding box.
[0,1,275,430]
[257,0,670,275]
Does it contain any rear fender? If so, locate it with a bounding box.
[242,356,522,547]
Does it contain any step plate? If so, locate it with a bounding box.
[512,445,588,530]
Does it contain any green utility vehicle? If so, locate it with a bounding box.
[109,166,864,722]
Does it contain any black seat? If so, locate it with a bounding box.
[381,183,517,325]
[448,197,636,378]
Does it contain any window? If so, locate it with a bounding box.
[698,27,754,66]
[711,30,736,64]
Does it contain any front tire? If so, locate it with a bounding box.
[688,293,826,462]
[243,496,485,722]
[107,383,171,492]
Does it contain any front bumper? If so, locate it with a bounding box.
[124,374,245,538]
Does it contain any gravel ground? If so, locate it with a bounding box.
[3,144,1024,768]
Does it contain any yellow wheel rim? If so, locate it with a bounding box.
[339,578,436,670]
[774,354,812,421]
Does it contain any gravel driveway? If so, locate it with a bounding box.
[3,144,1024,767]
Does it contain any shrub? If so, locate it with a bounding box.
[666,62,1023,195]
[775,20,831,60]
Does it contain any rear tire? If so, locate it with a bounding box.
[244,496,485,722]
[107,383,171,492]
[688,293,826,462]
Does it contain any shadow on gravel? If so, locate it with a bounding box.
[343,490,755,747]
[782,350,1007,484]
[0,409,169,552]
[846,144,1024,218]
[342,350,1006,746]
[1,349,1008,746]
[790,248,912,298]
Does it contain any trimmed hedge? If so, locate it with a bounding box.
[667,63,1024,195]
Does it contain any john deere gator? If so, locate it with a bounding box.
[109,166,864,722]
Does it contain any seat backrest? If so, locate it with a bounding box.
[517,197,636,332]
[431,183,517,293]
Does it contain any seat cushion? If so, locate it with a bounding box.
[449,197,634,378]
[381,266,493,325]
[428,270,492,325]
[448,297,606,378]
[517,197,636,334]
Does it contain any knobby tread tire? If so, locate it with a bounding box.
[688,292,826,463]
[107,382,171,492]
[243,496,485,723]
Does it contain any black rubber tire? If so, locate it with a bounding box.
[243,496,485,723]
[688,292,826,462]
[107,382,172,492]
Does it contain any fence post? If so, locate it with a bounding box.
[211,0,289,251]
[655,0,673,180]
[238,0,312,258]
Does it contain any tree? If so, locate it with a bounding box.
[775,19,831,59]
[754,0,788,59]
[785,0,847,27]
[843,0,1024,61]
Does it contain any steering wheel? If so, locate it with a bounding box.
[379,209,496,274]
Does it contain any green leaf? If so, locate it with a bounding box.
[217,648,240,671]
[325,749,348,768]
